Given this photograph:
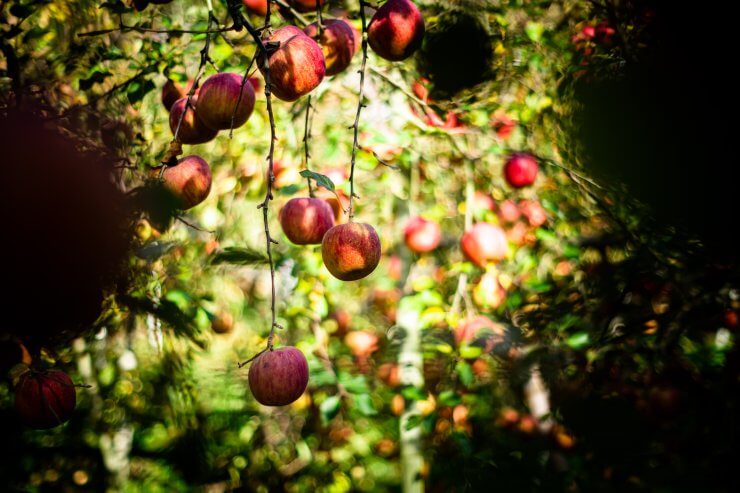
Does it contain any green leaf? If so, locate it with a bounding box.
[437,390,461,407]
[320,395,341,423]
[566,332,590,349]
[337,372,368,394]
[455,361,474,387]
[299,170,336,192]
[459,346,483,360]
[525,22,545,43]
[353,394,377,416]
[401,386,426,401]
[126,78,155,104]
[210,247,268,266]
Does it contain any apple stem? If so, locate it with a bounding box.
[303,95,316,197]
[347,0,370,221]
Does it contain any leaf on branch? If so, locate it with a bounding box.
[209,247,268,266]
[126,79,156,104]
[299,170,336,192]
[320,395,341,423]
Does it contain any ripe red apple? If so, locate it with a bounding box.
[304,19,358,76]
[345,330,379,357]
[248,347,309,406]
[242,0,267,16]
[322,222,381,281]
[460,222,508,267]
[169,96,218,145]
[497,199,521,224]
[248,75,262,93]
[473,191,495,212]
[404,216,441,253]
[519,199,547,227]
[491,111,516,139]
[367,0,425,62]
[162,155,213,209]
[162,78,186,111]
[377,362,401,387]
[15,369,76,429]
[195,72,255,131]
[288,0,325,13]
[279,197,335,245]
[260,26,326,102]
[503,153,539,188]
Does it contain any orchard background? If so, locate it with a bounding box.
[1,0,739,492]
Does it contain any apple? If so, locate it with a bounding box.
[472,271,507,310]
[288,0,325,13]
[344,330,379,357]
[329,309,351,336]
[195,72,255,131]
[367,0,425,62]
[314,187,348,222]
[242,0,267,16]
[260,26,326,102]
[519,199,547,227]
[248,347,309,406]
[503,152,539,188]
[15,369,76,429]
[404,216,441,253]
[321,223,381,281]
[169,96,218,145]
[211,312,234,334]
[491,111,516,139]
[377,362,401,387]
[496,199,521,223]
[248,75,262,93]
[594,21,616,44]
[279,197,335,245]
[460,222,508,267]
[304,19,358,76]
[162,78,185,111]
[411,77,431,102]
[472,191,495,212]
[162,155,213,210]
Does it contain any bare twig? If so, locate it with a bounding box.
[77,23,236,38]
[347,0,370,220]
[176,215,216,234]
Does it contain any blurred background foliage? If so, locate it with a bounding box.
[1,0,738,492]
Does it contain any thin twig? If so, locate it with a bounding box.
[315,0,324,35]
[77,24,236,38]
[176,215,216,234]
[303,95,316,196]
[347,0,370,220]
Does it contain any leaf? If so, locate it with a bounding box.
[320,395,341,423]
[566,332,590,349]
[79,71,112,90]
[209,247,268,266]
[99,1,130,14]
[353,394,377,416]
[455,361,474,387]
[337,372,368,394]
[134,240,178,261]
[437,390,461,407]
[299,170,336,192]
[126,78,155,104]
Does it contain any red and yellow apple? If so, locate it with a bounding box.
[322,222,381,281]
[279,197,335,245]
[248,346,309,406]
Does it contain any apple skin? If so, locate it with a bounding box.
[519,199,547,228]
[404,216,441,253]
[503,152,539,188]
[497,199,521,224]
[321,222,381,281]
[242,0,267,16]
[248,347,309,406]
[279,197,335,245]
[169,96,218,145]
[15,369,76,429]
[162,79,185,111]
[460,222,508,267]
[367,0,425,62]
[304,19,358,76]
[162,155,213,210]
[196,73,255,131]
[344,330,379,357]
[261,26,326,102]
[288,0,325,13]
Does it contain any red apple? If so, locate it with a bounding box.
[367,0,425,62]
[503,153,539,188]
[473,191,495,212]
[195,72,255,131]
[472,272,507,310]
[412,77,431,103]
[212,312,234,334]
[162,78,185,111]
[15,369,76,429]
[248,75,262,93]
[304,19,358,76]
[162,155,213,209]
[345,330,379,357]
[404,216,441,253]
[242,0,267,16]
[321,222,381,281]
[491,112,516,139]
[260,26,326,102]
[497,199,521,224]
[288,0,325,13]
[377,362,401,387]
[519,199,547,228]
[279,197,335,245]
[248,347,309,406]
[169,96,218,145]
[595,21,616,44]
[460,222,508,267]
